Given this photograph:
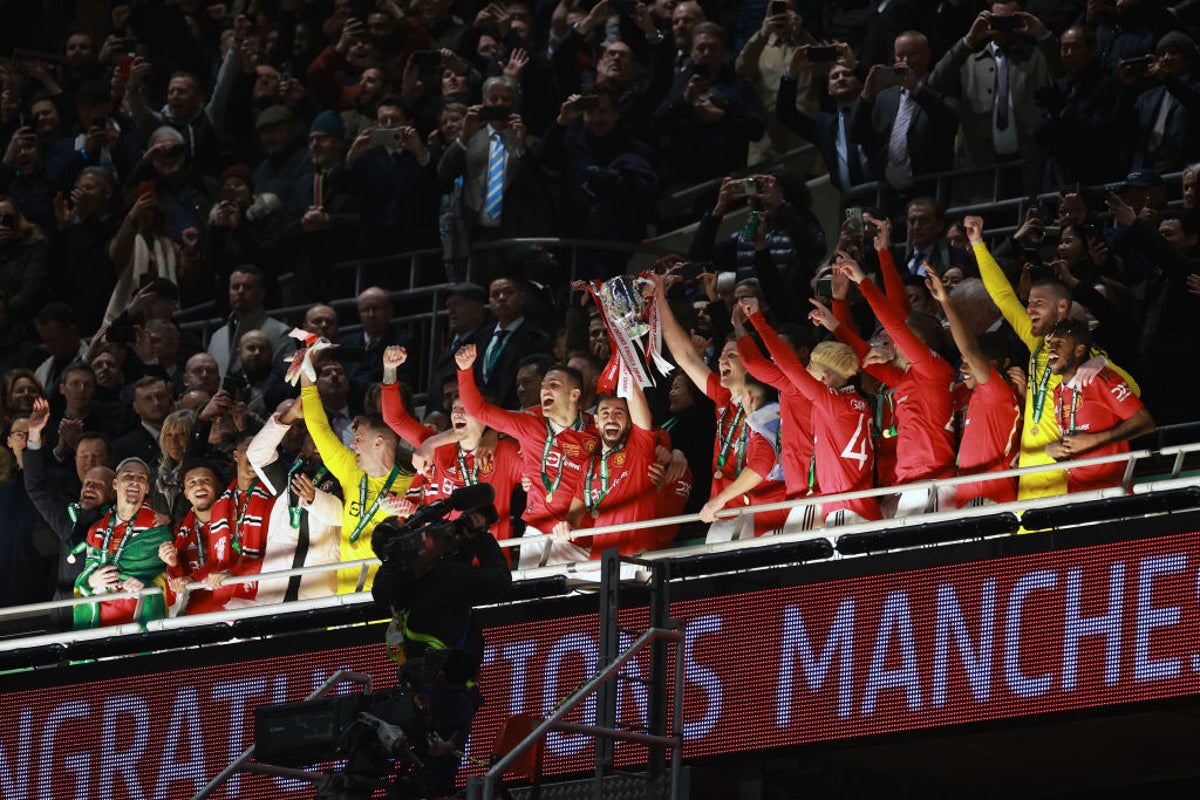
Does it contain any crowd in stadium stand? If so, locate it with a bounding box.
[0,0,1199,630]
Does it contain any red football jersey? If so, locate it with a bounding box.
[459,367,598,532]
[170,511,237,614]
[427,438,523,548]
[738,336,816,497]
[1053,368,1145,493]
[582,424,659,556]
[956,369,1020,506]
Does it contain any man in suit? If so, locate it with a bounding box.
[436,75,546,282]
[475,276,552,410]
[1120,31,1200,174]
[850,30,960,213]
[777,55,871,195]
[427,283,493,414]
[110,376,173,468]
[337,286,413,400]
[928,3,1062,199]
[896,196,974,277]
[206,265,294,379]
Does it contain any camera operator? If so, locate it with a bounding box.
[370,500,512,798]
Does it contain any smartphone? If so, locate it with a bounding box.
[137,180,156,202]
[988,14,1021,31]
[729,178,758,197]
[479,104,512,121]
[815,275,833,306]
[370,127,404,148]
[808,45,838,63]
[876,66,905,87]
[845,206,864,234]
[115,54,134,83]
[412,49,442,68]
[1019,195,1043,222]
[768,0,788,15]
[574,94,599,111]
[222,374,247,402]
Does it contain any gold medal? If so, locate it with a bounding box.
[545,491,554,504]
[714,470,723,480]
[591,509,600,520]
[1030,425,1039,436]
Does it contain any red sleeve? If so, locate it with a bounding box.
[737,335,789,391]
[860,278,941,374]
[458,366,529,439]
[304,45,348,110]
[831,296,905,386]
[877,248,912,316]
[705,372,731,406]
[832,298,857,335]
[1093,370,1146,420]
[747,312,823,400]
[744,429,776,476]
[381,383,432,447]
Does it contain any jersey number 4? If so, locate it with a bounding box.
[840,414,870,469]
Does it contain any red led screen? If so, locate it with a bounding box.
[3,529,1200,798]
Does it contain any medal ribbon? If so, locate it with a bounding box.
[347,464,401,543]
[541,415,583,497]
[1030,341,1053,426]
[231,478,259,554]
[1058,385,1079,435]
[584,446,619,515]
[456,444,479,485]
[714,404,747,473]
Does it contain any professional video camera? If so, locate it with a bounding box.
[372,483,499,576]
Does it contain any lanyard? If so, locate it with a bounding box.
[714,404,747,474]
[456,444,479,485]
[287,458,329,528]
[231,478,259,553]
[348,464,401,543]
[1058,385,1079,434]
[874,389,897,438]
[192,516,209,567]
[662,415,678,432]
[541,415,583,501]
[1030,341,1054,425]
[97,508,137,566]
[584,446,620,517]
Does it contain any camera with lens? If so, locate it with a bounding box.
[372,484,498,576]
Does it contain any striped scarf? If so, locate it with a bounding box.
[210,478,275,561]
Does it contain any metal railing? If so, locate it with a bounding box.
[3,439,1196,656]
[464,624,685,800]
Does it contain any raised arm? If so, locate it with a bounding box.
[455,344,523,438]
[966,215,1037,349]
[381,346,432,447]
[839,254,936,370]
[869,216,911,315]
[745,305,823,401]
[927,267,992,383]
[300,365,356,483]
[651,273,713,392]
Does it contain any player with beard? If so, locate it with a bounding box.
[1045,320,1154,492]
[653,274,788,541]
[159,462,237,614]
[971,215,1140,499]
[381,346,522,559]
[554,382,660,557]
[73,457,172,628]
[743,300,882,524]
[456,344,599,567]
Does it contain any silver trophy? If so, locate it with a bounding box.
[597,274,653,339]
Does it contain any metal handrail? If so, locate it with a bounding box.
[2,439,1195,653]
[192,668,375,800]
[465,625,686,800]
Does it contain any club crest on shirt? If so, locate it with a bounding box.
[583,439,597,454]
[613,452,626,466]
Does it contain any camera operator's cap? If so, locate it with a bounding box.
[309,109,346,140]
[1126,168,1164,188]
[255,104,295,131]
[445,282,486,304]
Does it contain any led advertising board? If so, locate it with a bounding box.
[3,524,1200,798]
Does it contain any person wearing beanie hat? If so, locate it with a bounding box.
[277,106,362,304]
[1119,29,1200,172]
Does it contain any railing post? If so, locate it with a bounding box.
[593,548,620,795]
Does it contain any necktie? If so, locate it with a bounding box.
[483,329,509,382]
[485,133,505,221]
[838,107,865,188]
[885,90,915,188]
[996,52,1010,131]
[1150,91,1175,152]
[909,250,926,275]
